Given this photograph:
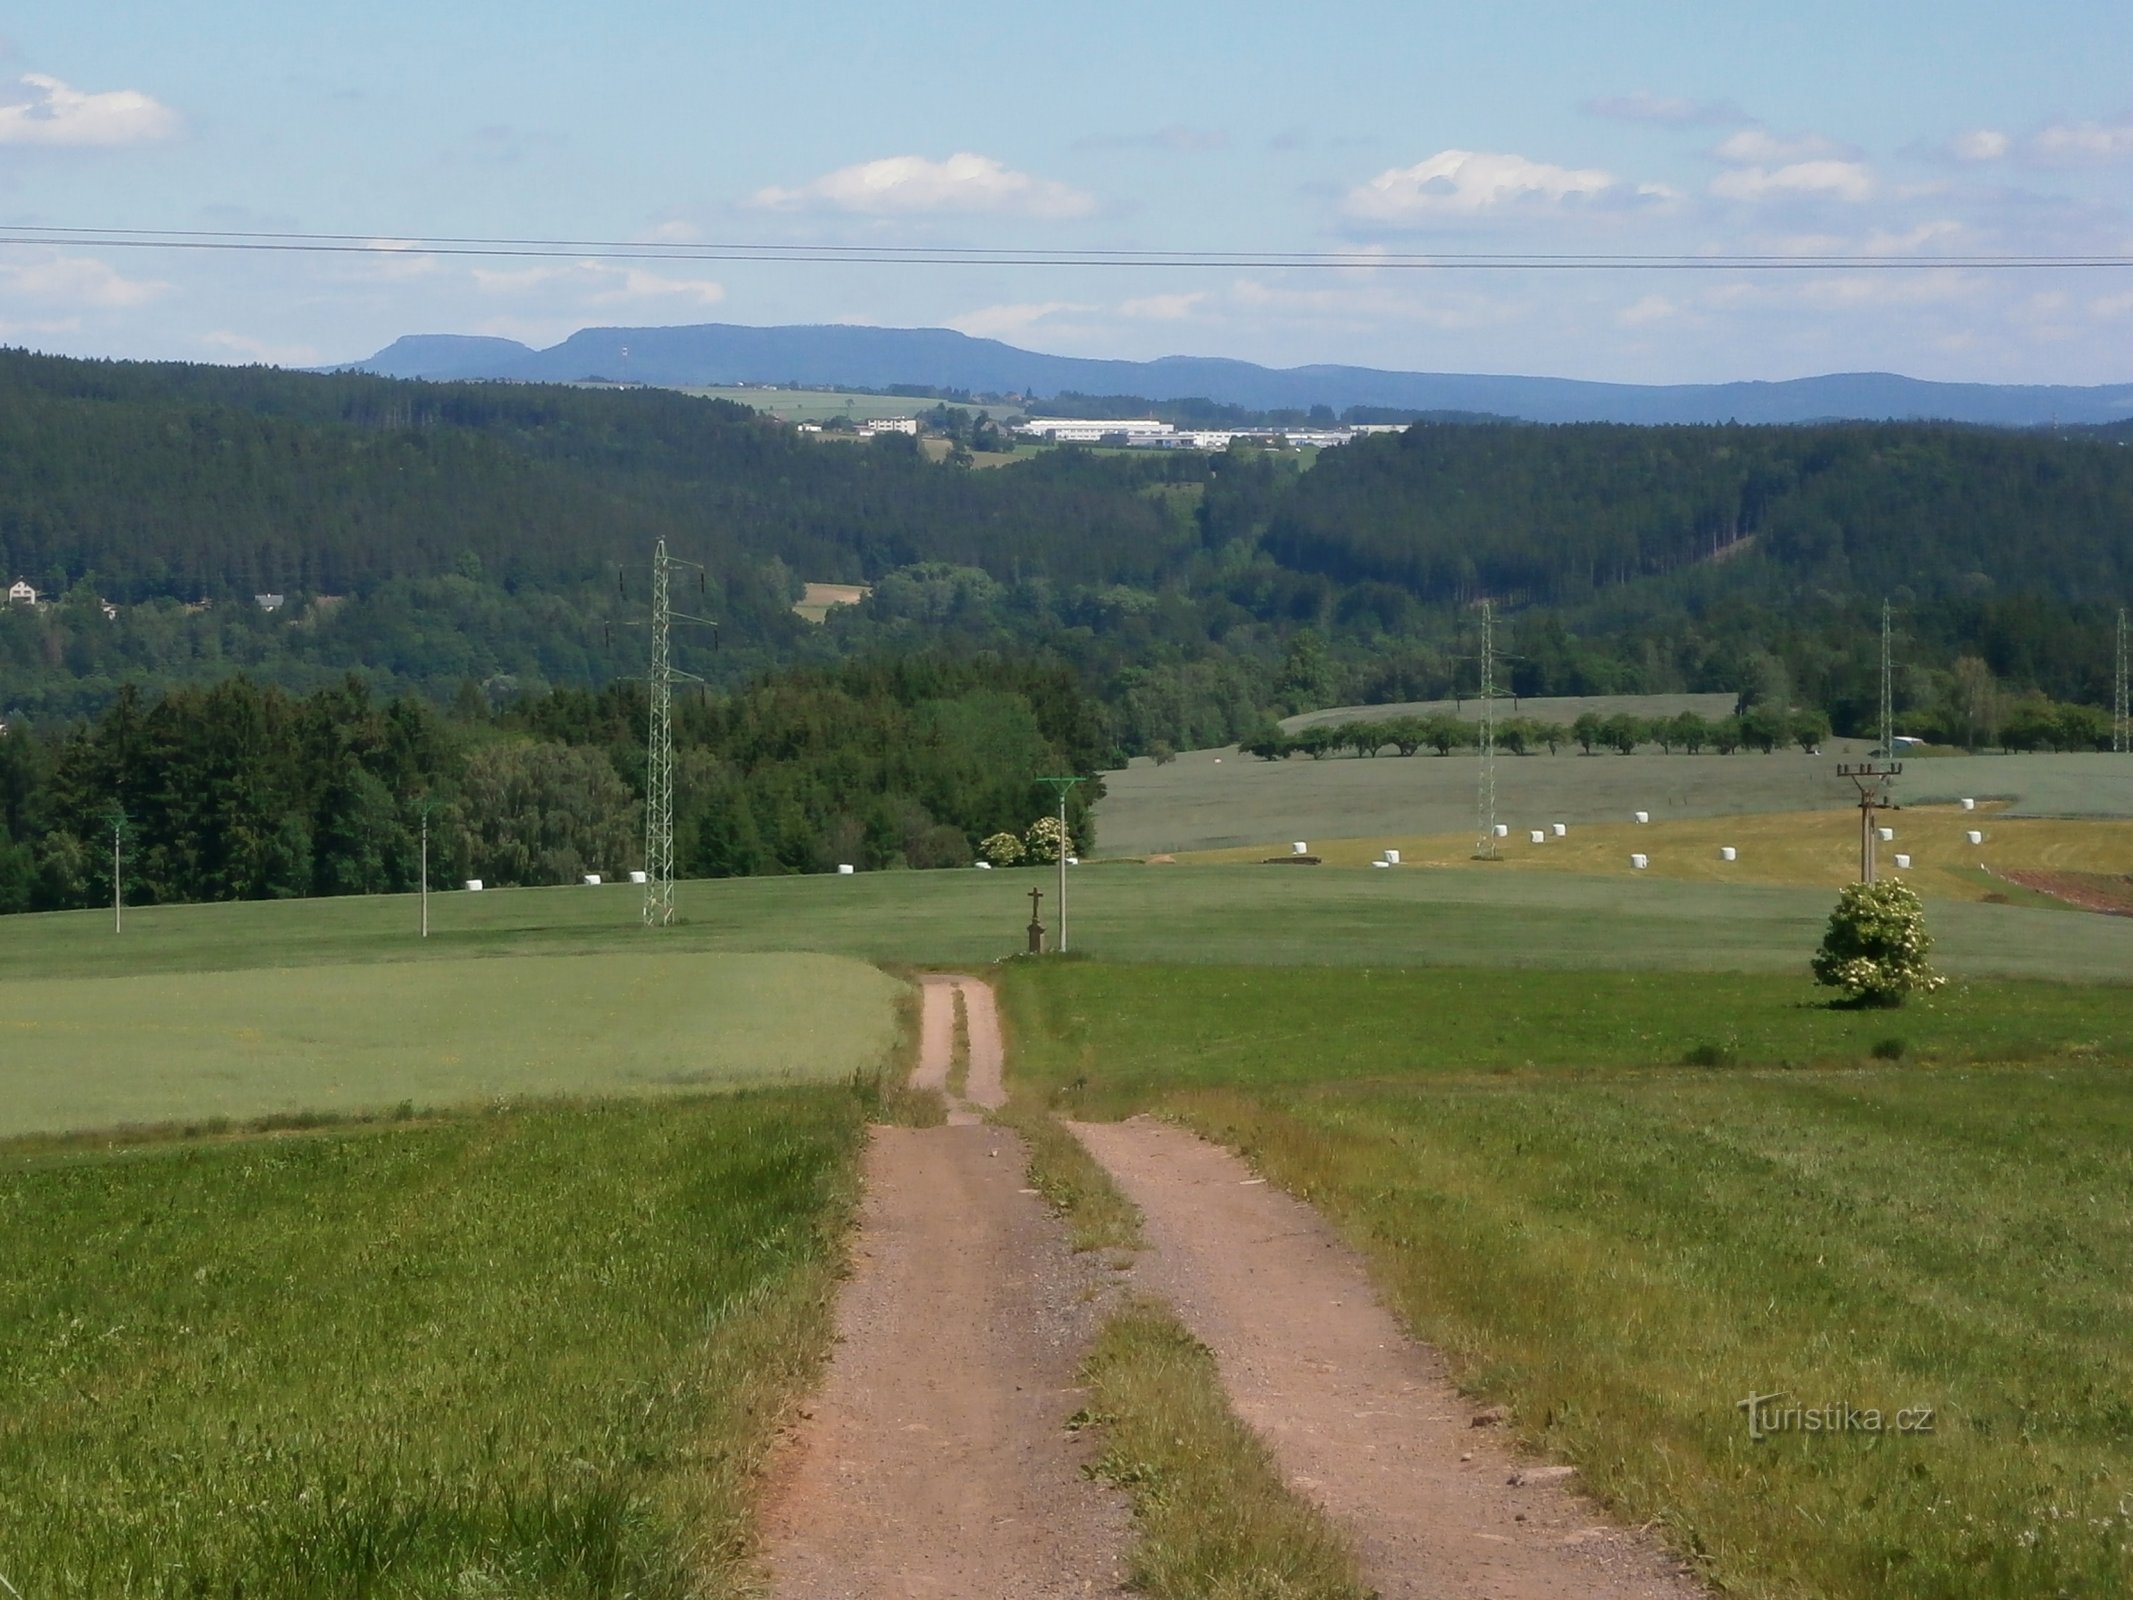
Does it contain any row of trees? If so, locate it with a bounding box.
[1241,706,1837,761]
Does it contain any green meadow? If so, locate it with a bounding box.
[2,949,901,1138]
[8,861,2131,988]
[1004,962,2133,1599]
[0,1091,860,1599]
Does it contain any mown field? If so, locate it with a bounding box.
[1003,962,2133,1600]
[1182,804,2133,907]
[0,1090,862,1598]
[1095,745,2133,858]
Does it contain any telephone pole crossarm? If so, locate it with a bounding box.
[1836,760,1902,883]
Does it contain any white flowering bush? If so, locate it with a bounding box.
[980,831,1025,867]
[1024,814,1070,865]
[1812,879,1944,1007]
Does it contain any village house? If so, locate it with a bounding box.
[6,578,37,606]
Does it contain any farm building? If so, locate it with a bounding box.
[7,578,37,606]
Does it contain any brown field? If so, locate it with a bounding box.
[793,582,871,623]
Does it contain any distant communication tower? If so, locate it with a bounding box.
[1879,598,1894,759]
[640,539,714,928]
[1473,599,1500,861]
[2116,606,2129,756]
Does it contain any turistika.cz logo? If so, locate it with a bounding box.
[1737,1391,1936,1442]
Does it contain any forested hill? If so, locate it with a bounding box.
[1268,422,2133,607]
[2,347,2130,748]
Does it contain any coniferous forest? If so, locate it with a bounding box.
[2,346,2130,909]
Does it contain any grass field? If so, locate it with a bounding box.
[679,386,959,423]
[0,1090,860,1598]
[1095,744,2133,857]
[1003,962,2133,1599]
[7,862,2133,986]
[1,950,902,1138]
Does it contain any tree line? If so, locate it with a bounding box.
[0,654,1105,915]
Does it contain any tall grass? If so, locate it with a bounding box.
[1006,962,2133,1599]
[0,1091,861,1597]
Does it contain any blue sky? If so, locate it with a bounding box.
[3,2,2130,383]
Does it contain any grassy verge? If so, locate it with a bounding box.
[948,987,971,1100]
[0,1090,862,1597]
[1006,960,2133,1599]
[1076,1298,1368,1600]
[856,979,945,1128]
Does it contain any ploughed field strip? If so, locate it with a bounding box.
[1069,1117,1708,1600]
[763,978,1125,1597]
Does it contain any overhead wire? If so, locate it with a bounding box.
[0,224,2127,271]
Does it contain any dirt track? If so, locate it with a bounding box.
[767,973,1703,1598]
[762,979,1125,1598]
[1071,1116,1706,1600]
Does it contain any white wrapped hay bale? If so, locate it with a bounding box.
[1894,853,1912,869]
[1967,830,1984,845]
[1719,846,1737,862]
[1630,853,1649,870]
[1634,810,1650,824]
[1552,823,1567,837]
[1529,830,1546,844]
[464,879,483,892]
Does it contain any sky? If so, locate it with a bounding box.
[3,1,2131,385]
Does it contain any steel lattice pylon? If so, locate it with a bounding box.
[2116,606,2129,756]
[643,539,676,926]
[1474,599,1499,860]
[1879,598,1894,758]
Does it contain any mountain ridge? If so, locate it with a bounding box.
[340,321,2133,427]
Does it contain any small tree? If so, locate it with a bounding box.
[1024,814,1069,864]
[1812,879,1944,1008]
[980,831,1025,867]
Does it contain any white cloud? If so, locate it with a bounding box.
[947,301,1094,339]
[1862,220,1964,256]
[1714,128,1850,165]
[1950,128,2010,162]
[1710,159,1875,203]
[1119,291,1207,321]
[199,331,322,367]
[751,153,1095,218]
[1583,90,1743,127]
[589,268,724,308]
[0,251,166,307]
[354,240,446,282]
[1343,149,1655,221]
[1616,294,1677,327]
[472,261,723,307]
[0,72,179,146]
[2028,119,2133,163]
[2090,289,2133,319]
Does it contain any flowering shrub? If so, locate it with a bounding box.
[1024,815,1070,865]
[1811,879,1944,1007]
[979,831,1025,867]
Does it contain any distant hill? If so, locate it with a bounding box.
[342,321,2133,428]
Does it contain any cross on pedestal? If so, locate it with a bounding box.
[1026,884,1046,954]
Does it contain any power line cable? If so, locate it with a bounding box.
[1,224,2128,271]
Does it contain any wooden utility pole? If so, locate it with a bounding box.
[1837,761,1901,882]
[1025,885,1046,954]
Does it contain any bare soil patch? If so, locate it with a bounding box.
[1069,1116,1710,1600]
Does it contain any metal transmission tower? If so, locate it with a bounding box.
[2116,607,2129,756]
[1879,598,1894,758]
[1473,600,1501,860]
[639,539,715,928]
